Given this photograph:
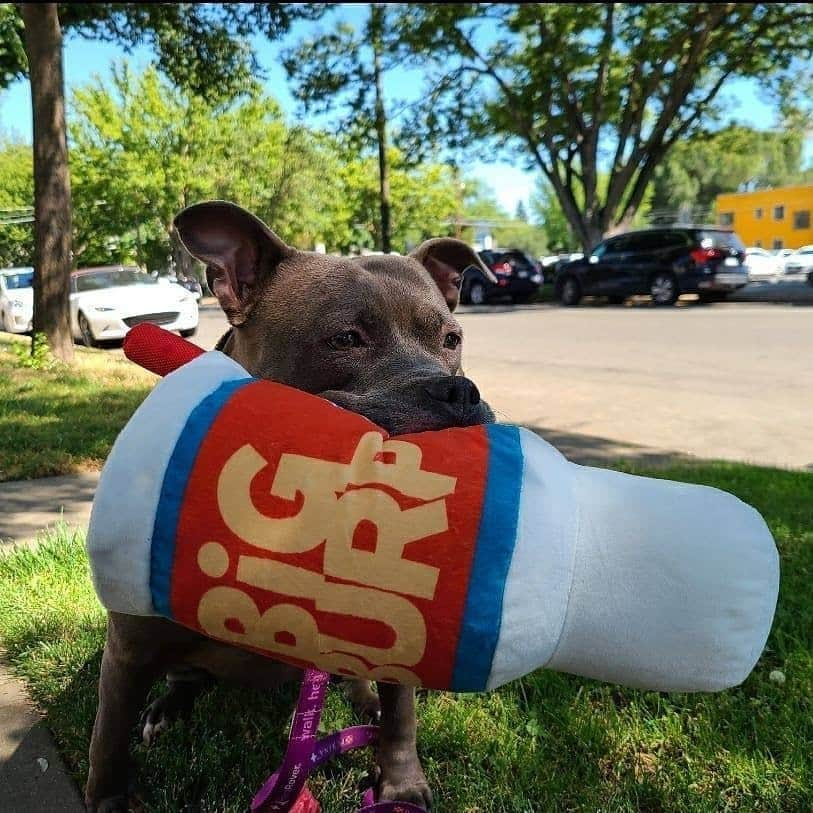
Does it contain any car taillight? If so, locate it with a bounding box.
[690,247,723,265]
[491,262,512,275]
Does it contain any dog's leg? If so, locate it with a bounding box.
[141,667,212,746]
[85,633,161,811]
[340,677,381,722]
[375,683,432,809]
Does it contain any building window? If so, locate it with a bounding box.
[774,205,785,220]
[755,208,763,219]
[719,212,734,226]
[773,239,784,250]
[793,210,811,229]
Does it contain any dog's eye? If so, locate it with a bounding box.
[328,330,364,350]
[443,332,462,350]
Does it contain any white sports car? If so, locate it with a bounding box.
[0,267,34,334]
[70,265,199,346]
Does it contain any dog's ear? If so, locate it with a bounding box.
[410,238,496,311]
[174,201,293,325]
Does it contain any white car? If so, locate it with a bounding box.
[0,267,34,334]
[743,247,781,279]
[782,245,813,276]
[70,265,199,346]
[771,248,796,273]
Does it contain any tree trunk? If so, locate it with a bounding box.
[370,4,391,254]
[21,3,74,362]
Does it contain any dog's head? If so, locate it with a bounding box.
[174,201,495,434]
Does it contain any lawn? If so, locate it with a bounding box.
[0,461,810,812]
[0,333,154,481]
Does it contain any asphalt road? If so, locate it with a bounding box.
[189,296,812,471]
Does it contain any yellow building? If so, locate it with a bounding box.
[716,184,813,249]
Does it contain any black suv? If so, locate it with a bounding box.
[461,249,543,305]
[554,227,748,306]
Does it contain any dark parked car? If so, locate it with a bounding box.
[461,249,543,305]
[553,227,749,306]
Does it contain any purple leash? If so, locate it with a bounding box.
[251,669,425,813]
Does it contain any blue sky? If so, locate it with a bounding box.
[0,5,803,215]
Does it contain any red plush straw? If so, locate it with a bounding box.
[123,323,205,377]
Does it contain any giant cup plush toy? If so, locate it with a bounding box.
[87,323,779,694]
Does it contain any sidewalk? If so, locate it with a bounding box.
[0,661,84,812]
[1,474,93,810]
[0,471,98,546]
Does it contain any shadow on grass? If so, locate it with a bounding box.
[0,366,151,481]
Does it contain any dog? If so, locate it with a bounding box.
[85,200,495,812]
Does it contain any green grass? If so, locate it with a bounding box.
[1,463,810,812]
[0,334,153,481]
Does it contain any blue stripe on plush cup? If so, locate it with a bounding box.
[150,379,254,616]
[450,424,524,692]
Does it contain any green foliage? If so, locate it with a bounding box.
[0,3,26,86]
[396,3,813,250]
[0,139,34,266]
[651,125,813,222]
[68,65,338,270]
[2,4,325,98]
[12,331,54,370]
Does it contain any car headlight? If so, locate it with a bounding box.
[93,306,116,312]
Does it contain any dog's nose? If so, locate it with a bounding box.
[423,375,481,407]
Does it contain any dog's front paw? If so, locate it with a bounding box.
[376,758,433,810]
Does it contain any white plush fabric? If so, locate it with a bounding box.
[486,431,578,689]
[489,432,780,692]
[86,351,247,615]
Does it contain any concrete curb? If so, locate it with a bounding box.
[0,659,84,812]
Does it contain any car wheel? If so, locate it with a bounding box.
[78,312,97,347]
[608,295,625,305]
[650,273,678,306]
[558,276,582,306]
[468,281,486,306]
[0,309,9,333]
[180,327,198,338]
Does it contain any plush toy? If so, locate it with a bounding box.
[87,323,779,694]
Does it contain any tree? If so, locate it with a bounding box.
[68,65,339,274]
[66,64,475,263]
[398,3,813,253]
[650,125,812,223]
[283,4,402,253]
[0,141,34,267]
[532,172,653,252]
[7,3,321,360]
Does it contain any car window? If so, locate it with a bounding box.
[500,250,534,269]
[1,270,34,289]
[591,240,612,259]
[74,268,158,292]
[698,230,746,251]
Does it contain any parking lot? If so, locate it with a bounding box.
[189,298,813,471]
